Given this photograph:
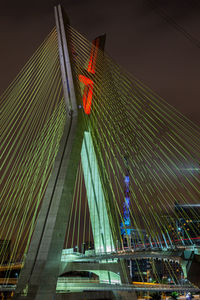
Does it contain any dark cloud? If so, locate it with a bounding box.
[1,0,56,17]
[0,0,200,125]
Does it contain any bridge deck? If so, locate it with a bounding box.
[56,280,200,293]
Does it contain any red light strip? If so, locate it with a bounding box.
[79,37,100,114]
[79,75,94,115]
[87,38,100,74]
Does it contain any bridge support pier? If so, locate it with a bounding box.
[59,259,131,285]
[180,249,200,287]
[113,291,137,300]
[180,250,194,279]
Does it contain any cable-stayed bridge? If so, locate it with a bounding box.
[0,4,200,300]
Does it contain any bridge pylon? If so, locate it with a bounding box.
[14,5,84,299]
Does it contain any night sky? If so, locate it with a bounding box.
[1,0,200,126]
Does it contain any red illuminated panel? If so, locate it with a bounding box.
[87,38,100,74]
[79,75,94,115]
[79,37,101,115]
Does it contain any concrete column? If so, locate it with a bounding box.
[14,5,82,300]
[81,131,115,254]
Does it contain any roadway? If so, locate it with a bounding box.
[63,249,183,263]
[62,245,200,263]
[0,262,23,271]
[56,279,200,293]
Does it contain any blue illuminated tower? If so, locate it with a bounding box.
[120,157,131,236]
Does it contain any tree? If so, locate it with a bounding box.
[150,293,162,300]
[170,292,179,300]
